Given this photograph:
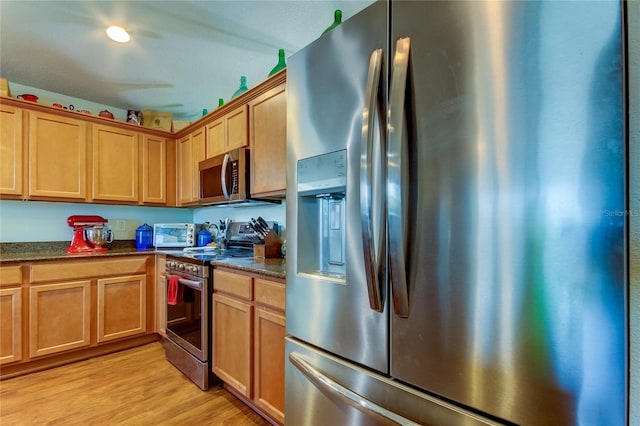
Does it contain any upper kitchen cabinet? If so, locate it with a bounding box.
[249,82,286,197]
[178,126,206,205]
[27,110,89,201]
[206,106,248,159]
[141,134,168,205]
[0,105,23,197]
[92,124,139,203]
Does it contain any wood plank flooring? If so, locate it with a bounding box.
[0,342,271,426]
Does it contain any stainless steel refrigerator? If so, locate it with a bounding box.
[285,1,630,424]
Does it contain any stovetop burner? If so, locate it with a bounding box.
[163,246,254,264]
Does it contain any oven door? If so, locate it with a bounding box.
[166,271,208,361]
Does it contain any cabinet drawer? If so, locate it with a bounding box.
[214,269,253,300]
[0,265,22,287]
[31,257,148,283]
[254,278,285,311]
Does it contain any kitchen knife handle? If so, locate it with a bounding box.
[360,48,384,313]
[221,152,232,200]
[289,352,419,426]
[388,37,411,318]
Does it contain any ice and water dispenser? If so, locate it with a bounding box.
[296,150,347,280]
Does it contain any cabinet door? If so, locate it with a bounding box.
[97,275,147,343]
[142,134,167,204]
[0,105,23,196]
[29,281,91,358]
[254,307,285,424]
[28,111,88,200]
[191,126,206,202]
[92,124,139,202]
[226,106,248,151]
[206,117,225,159]
[249,84,286,196]
[178,135,193,205]
[0,287,22,365]
[212,292,253,398]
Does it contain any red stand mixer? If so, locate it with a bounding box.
[66,215,114,254]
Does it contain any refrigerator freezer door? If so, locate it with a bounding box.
[389,1,626,425]
[286,1,389,373]
[285,337,505,426]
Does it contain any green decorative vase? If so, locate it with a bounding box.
[323,9,342,34]
[231,76,248,99]
[268,49,286,77]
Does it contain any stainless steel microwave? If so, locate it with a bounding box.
[199,148,249,205]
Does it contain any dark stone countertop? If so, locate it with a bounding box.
[0,241,286,279]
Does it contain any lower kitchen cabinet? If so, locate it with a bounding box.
[212,268,285,425]
[212,292,253,398]
[97,275,146,343]
[29,280,92,358]
[0,265,23,365]
[1,255,156,378]
[254,307,285,423]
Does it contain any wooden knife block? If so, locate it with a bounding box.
[253,230,283,258]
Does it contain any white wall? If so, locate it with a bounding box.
[0,200,191,242]
[9,82,129,122]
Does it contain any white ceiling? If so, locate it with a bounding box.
[0,0,374,120]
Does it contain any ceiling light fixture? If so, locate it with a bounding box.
[106,25,130,43]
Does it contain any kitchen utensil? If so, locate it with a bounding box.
[99,109,114,119]
[66,215,110,254]
[17,93,38,102]
[197,224,213,247]
[85,224,114,252]
[135,223,154,250]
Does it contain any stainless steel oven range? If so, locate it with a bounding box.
[164,255,213,390]
[162,220,275,389]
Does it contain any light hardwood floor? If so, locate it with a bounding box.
[0,342,271,426]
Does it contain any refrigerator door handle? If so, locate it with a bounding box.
[387,37,411,318]
[221,152,232,201]
[360,48,384,312]
[289,352,420,426]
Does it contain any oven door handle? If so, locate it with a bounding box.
[177,278,203,290]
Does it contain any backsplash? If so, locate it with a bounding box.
[0,200,287,243]
[0,200,191,243]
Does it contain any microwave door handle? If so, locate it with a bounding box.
[361,48,384,312]
[388,37,411,318]
[221,153,232,201]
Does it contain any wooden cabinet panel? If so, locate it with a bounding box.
[205,106,248,159]
[97,275,147,342]
[226,106,248,151]
[254,307,285,424]
[249,83,286,197]
[31,257,147,283]
[0,265,22,287]
[0,105,23,196]
[28,111,88,200]
[254,278,285,311]
[205,117,225,158]
[178,126,205,204]
[29,281,91,358]
[213,269,252,300]
[0,287,22,365]
[92,124,139,202]
[212,292,253,398]
[141,134,167,204]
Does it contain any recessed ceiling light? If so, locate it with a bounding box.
[106,25,130,43]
